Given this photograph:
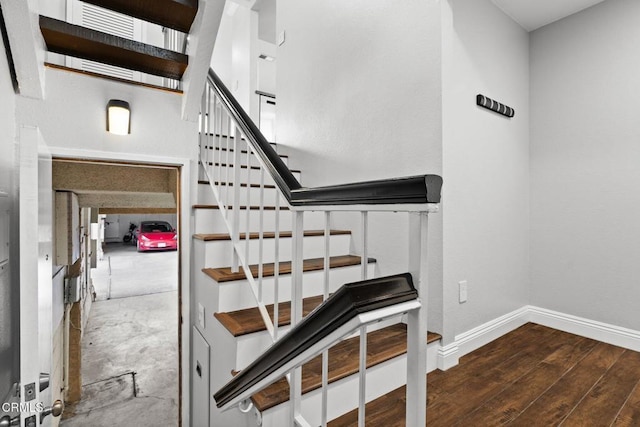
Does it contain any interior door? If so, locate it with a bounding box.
[15,126,60,426]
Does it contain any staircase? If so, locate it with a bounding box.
[193,70,443,426]
[194,153,442,425]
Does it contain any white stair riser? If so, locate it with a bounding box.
[202,165,301,186]
[197,184,281,207]
[234,317,401,370]
[202,149,289,168]
[260,355,407,427]
[194,209,326,234]
[195,234,351,268]
[217,263,376,312]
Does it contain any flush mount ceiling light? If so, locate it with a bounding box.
[106,99,131,135]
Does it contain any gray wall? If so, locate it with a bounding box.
[530,0,640,330]
[276,0,444,332]
[442,0,530,339]
[0,15,18,403]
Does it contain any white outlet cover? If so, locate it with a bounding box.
[459,280,468,303]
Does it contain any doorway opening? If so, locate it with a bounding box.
[51,159,182,427]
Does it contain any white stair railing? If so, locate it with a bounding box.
[200,68,441,426]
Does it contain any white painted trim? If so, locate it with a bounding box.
[47,146,193,427]
[528,306,640,353]
[436,306,529,371]
[456,306,530,359]
[437,342,459,371]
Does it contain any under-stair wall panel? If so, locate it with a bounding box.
[192,327,210,427]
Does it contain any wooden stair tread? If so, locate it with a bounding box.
[328,383,407,427]
[215,292,443,340]
[192,204,289,211]
[193,229,351,242]
[80,0,198,33]
[39,16,188,80]
[249,324,441,412]
[202,255,376,283]
[215,295,324,336]
[197,180,277,189]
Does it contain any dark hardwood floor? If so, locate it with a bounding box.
[329,322,640,426]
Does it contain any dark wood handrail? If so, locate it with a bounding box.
[213,273,419,409]
[206,68,443,206]
[207,69,301,201]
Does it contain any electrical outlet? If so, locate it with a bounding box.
[459,280,468,303]
[198,303,205,329]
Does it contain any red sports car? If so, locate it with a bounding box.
[136,220,178,252]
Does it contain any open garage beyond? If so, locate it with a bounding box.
[60,242,180,426]
[92,242,178,300]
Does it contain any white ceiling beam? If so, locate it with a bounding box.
[180,0,225,122]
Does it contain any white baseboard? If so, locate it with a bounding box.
[435,305,640,372]
[527,306,640,353]
[437,342,459,371]
[435,306,528,370]
[455,306,530,359]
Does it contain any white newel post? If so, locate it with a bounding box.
[406,211,429,426]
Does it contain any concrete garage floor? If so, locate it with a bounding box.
[61,244,179,427]
[92,242,178,300]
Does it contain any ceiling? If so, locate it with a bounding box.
[491,0,608,31]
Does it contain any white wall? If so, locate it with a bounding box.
[0,20,18,403]
[211,3,257,118]
[441,0,530,339]
[276,0,444,331]
[530,0,640,330]
[16,66,198,161]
